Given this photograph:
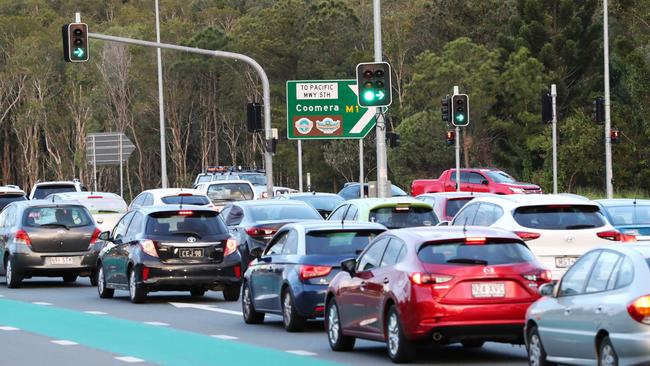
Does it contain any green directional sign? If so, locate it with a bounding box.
[286,80,378,140]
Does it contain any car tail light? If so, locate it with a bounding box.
[246,227,277,237]
[88,195,103,199]
[465,237,486,244]
[142,266,150,281]
[140,240,159,257]
[314,306,325,313]
[410,272,453,285]
[89,228,102,245]
[299,265,332,281]
[597,230,637,242]
[233,265,241,279]
[523,270,552,284]
[15,229,31,247]
[224,239,238,256]
[515,231,541,241]
[627,295,650,324]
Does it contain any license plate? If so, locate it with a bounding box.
[555,256,578,268]
[471,283,505,298]
[179,248,204,258]
[45,256,76,265]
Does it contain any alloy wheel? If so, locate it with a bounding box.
[129,270,136,300]
[283,292,292,327]
[601,344,616,366]
[243,286,252,318]
[328,302,340,345]
[528,334,542,366]
[98,267,105,293]
[5,260,12,286]
[387,313,400,357]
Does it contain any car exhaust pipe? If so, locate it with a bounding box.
[432,332,443,341]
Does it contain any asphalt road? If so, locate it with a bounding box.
[0,276,529,366]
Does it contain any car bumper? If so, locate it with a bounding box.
[611,331,650,365]
[293,283,328,318]
[10,251,98,277]
[139,262,241,292]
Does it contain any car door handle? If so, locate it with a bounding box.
[564,307,572,315]
[383,278,390,284]
[595,305,603,314]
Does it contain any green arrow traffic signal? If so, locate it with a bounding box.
[356,62,392,107]
[451,94,469,126]
[73,47,85,58]
[63,23,89,63]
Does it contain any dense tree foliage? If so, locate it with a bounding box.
[0,0,647,198]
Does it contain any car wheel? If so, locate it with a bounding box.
[5,256,22,288]
[326,298,355,351]
[222,284,241,301]
[599,336,618,366]
[386,306,415,363]
[89,270,98,286]
[527,326,554,366]
[242,282,264,324]
[128,268,146,304]
[282,289,306,332]
[62,274,78,283]
[461,340,485,348]
[190,289,206,297]
[97,266,114,299]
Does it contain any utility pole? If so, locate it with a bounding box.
[297,140,303,192]
[372,0,389,198]
[551,84,558,194]
[603,0,613,198]
[454,86,460,192]
[359,140,364,198]
[155,0,168,188]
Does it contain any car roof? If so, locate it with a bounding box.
[416,192,494,199]
[233,200,311,207]
[12,199,88,208]
[33,181,80,186]
[142,188,205,196]
[136,204,214,214]
[344,197,430,208]
[281,221,386,231]
[0,186,26,195]
[389,226,522,244]
[205,180,253,185]
[53,192,122,199]
[465,194,595,208]
[595,199,650,207]
[281,192,342,198]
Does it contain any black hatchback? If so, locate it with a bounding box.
[96,205,241,303]
[0,200,102,288]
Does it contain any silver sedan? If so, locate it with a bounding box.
[524,244,650,366]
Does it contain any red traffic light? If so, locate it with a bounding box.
[446,130,455,146]
[611,128,621,144]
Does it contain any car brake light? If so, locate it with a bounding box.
[15,229,31,247]
[627,296,650,324]
[224,239,238,256]
[142,266,150,281]
[410,272,453,285]
[523,270,552,283]
[515,231,541,241]
[178,210,193,216]
[233,264,241,279]
[299,265,332,281]
[394,205,411,211]
[246,227,276,236]
[87,195,103,199]
[89,228,102,245]
[465,237,486,244]
[140,240,159,257]
[178,193,193,197]
[597,230,637,242]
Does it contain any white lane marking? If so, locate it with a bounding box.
[0,326,19,331]
[115,356,145,363]
[211,334,239,340]
[169,302,243,316]
[51,340,78,346]
[84,311,108,315]
[32,302,52,306]
[286,350,317,356]
[144,321,169,326]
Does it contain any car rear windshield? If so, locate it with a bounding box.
[306,230,383,255]
[369,206,438,229]
[295,195,345,212]
[24,206,93,228]
[604,205,650,226]
[161,195,210,206]
[33,185,76,199]
[207,183,254,202]
[249,204,322,221]
[418,241,535,265]
[513,205,606,230]
[0,194,26,210]
[445,198,473,218]
[145,211,227,237]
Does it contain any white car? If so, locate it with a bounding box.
[29,179,86,200]
[194,180,257,211]
[128,188,213,211]
[450,194,631,279]
[0,185,27,210]
[46,192,127,232]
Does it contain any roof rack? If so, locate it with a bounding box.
[204,166,265,174]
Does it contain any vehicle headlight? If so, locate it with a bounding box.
[509,187,525,193]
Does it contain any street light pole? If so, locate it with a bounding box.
[155,0,168,188]
[373,0,389,198]
[603,0,613,198]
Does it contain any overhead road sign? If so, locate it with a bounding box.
[86,133,135,165]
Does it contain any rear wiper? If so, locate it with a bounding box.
[446,258,488,265]
[40,223,69,230]
[172,231,202,239]
[565,224,596,229]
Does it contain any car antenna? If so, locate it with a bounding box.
[463,217,469,235]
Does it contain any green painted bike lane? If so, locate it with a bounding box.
[0,299,341,366]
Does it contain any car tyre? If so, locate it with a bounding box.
[5,256,22,288]
[282,289,306,332]
[128,268,146,304]
[62,274,78,283]
[527,326,555,366]
[190,289,206,297]
[598,336,618,366]
[242,282,264,324]
[89,270,98,286]
[461,340,485,348]
[386,306,415,363]
[222,284,240,302]
[97,266,114,299]
[326,298,355,351]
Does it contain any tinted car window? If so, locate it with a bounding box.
[473,203,504,226]
[357,238,389,271]
[604,205,650,226]
[445,198,473,218]
[305,230,382,255]
[585,251,620,293]
[380,239,405,267]
[145,211,227,237]
[281,230,299,255]
[615,257,634,288]
[225,206,244,226]
[295,195,345,212]
[249,204,321,221]
[453,203,479,226]
[113,212,134,239]
[344,206,358,221]
[125,212,144,239]
[161,195,210,206]
[267,231,288,255]
[558,251,600,296]
[239,173,267,186]
[514,205,606,230]
[33,185,77,199]
[328,205,347,221]
[418,242,535,265]
[369,206,437,229]
[24,206,93,228]
[207,183,254,202]
[0,194,27,210]
[468,173,486,184]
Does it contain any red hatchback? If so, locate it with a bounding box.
[325,226,551,363]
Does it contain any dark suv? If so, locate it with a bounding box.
[96,205,241,303]
[0,201,102,288]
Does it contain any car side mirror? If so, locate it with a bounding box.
[250,247,264,259]
[437,221,450,226]
[481,180,489,185]
[538,282,556,297]
[340,258,356,276]
[98,231,111,241]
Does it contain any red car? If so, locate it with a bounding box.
[324,226,551,363]
[411,168,542,196]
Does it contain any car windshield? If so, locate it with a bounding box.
[369,206,438,229]
[513,205,606,230]
[418,241,535,265]
[207,183,254,202]
[161,195,210,206]
[239,174,267,186]
[33,185,76,199]
[196,175,213,183]
[604,205,650,226]
[306,230,383,255]
[294,195,345,212]
[249,204,322,221]
[145,211,227,237]
[24,206,93,228]
[445,198,473,218]
[485,171,517,183]
[0,194,26,210]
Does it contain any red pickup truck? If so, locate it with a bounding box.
[411,168,542,196]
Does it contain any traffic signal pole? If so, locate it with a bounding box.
[373,0,389,198]
[551,84,558,194]
[603,0,614,198]
[454,86,461,192]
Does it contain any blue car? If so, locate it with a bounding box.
[597,199,650,240]
[241,221,386,332]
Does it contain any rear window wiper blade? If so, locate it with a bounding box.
[39,223,69,230]
[565,224,596,229]
[446,258,488,265]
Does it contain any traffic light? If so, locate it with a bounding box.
[451,94,469,126]
[356,62,392,107]
[611,128,621,144]
[446,130,455,146]
[246,102,262,132]
[441,95,451,123]
[386,132,400,148]
[62,23,89,63]
[593,96,605,123]
[541,90,552,124]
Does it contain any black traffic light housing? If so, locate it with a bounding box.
[451,94,469,126]
[386,132,400,148]
[441,95,451,123]
[246,102,263,133]
[611,128,621,144]
[541,90,552,124]
[62,23,89,63]
[593,96,605,123]
[356,62,392,107]
[446,130,455,146]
